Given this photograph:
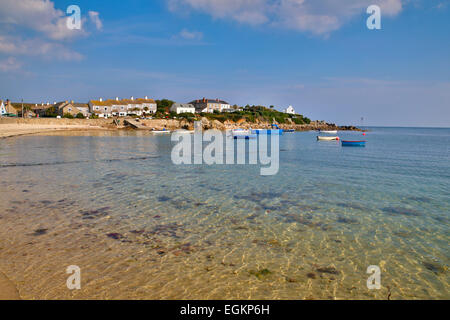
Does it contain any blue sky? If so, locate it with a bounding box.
[0,0,449,126]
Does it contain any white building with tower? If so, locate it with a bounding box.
[283,105,295,114]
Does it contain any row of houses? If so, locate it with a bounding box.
[0,99,91,118]
[88,97,157,118]
[170,98,235,114]
[1,97,297,118]
[0,97,157,118]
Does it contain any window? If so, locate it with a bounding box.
[95,106,99,110]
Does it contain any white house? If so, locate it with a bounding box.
[170,103,195,114]
[0,100,6,116]
[283,105,295,114]
[189,98,231,113]
[88,96,157,118]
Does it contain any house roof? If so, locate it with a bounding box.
[172,103,195,109]
[73,103,89,109]
[190,98,229,105]
[90,98,156,106]
[135,98,156,103]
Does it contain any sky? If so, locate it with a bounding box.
[0,0,449,127]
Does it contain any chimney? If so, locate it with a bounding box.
[144,96,148,100]
[116,97,119,101]
[203,97,206,103]
[71,100,74,104]
[41,102,44,106]
[99,98,103,102]
[131,96,134,101]
[47,102,49,106]
[216,98,219,102]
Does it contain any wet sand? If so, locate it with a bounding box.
[0,271,20,300]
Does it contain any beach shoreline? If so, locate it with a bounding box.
[0,118,360,139]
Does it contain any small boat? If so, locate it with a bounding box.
[341,140,366,147]
[319,130,338,134]
[317,136,339,141]
[284,129,295,133]
[151,129,171,134]
[232,129,251,135]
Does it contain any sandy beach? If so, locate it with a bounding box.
[0,123,110,139]
[0,271,20,300]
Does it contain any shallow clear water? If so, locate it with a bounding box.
[0,127,448,299]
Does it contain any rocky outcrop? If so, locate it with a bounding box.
[0,117,361,132]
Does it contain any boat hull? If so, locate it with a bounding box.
[317,136,339,141]
[320,130,338,134]
[341,140,366,147]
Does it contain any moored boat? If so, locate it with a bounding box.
[317,136,339,141]
[151,129,171,134]
[319,130,338,134]
[341,140,366,147]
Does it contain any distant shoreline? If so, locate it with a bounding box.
[0,117,361,139]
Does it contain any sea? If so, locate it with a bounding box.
[0,127,448,299]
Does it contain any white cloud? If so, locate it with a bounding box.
[168,0,404,34]
[89,11,103,30]
[179,29,203,40]
[0,35,83,61]
[0,57,22,72]
[0,0,87,40]
[0,0,102,63]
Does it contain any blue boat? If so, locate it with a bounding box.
[341,140,366,147]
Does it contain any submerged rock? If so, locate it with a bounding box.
[106,233,123,240]
[337,216,359,224]
[249,268,272,279]
[382,207,422,217]
[422,261,447,274]
[157,196,171,202]
[316,265,340,275]
[32,228,48,236]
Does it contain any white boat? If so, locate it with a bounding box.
[151,130,171,134]
[232,129,251,136]
[317,136,339,141]
[320,130,338,134]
